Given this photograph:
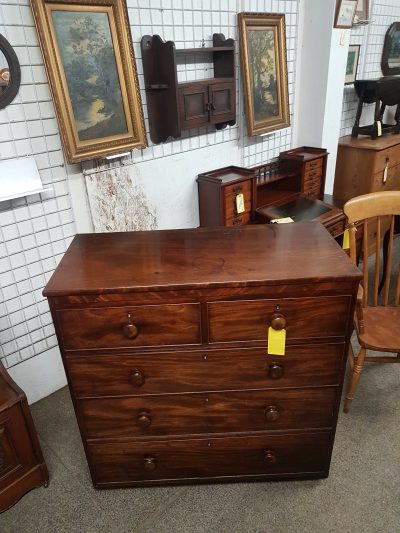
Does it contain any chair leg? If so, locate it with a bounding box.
[343,346,367,413]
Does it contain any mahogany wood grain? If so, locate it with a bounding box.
[57,303,201,350]
[87,432,332,485]
[79,387,337,439]
[208,295,351,343]
[66,344,345,398]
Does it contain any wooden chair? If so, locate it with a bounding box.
[343,191,400,412]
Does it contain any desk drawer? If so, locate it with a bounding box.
[224,180,252,220]
[57,304,201,350]
[371,162,400,193]
[373,145,400,174]
[79,387,336,439]
[88,432,332,485]
[208,296,351,343]
[304,159,323,173]
[67,344,345,397]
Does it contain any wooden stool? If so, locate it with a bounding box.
[0,361,48,512]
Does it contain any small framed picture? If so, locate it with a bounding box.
[345,45,361,84]
[354,0,369,24]
[334,0,358,29]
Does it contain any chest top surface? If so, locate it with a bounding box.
[43,222,361,296]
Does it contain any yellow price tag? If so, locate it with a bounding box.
[267,327,286,356]
[342,228,350,250]
[235,193,245,214]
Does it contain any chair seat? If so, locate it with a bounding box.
[356,306,400,352]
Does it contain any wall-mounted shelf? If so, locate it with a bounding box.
[141,34,236,144]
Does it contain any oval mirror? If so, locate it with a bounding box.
[382,22,400,76]
[0,34,21,109]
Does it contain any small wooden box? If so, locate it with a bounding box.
[197,166,256,227]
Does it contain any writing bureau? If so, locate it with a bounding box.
[43,223,360,488]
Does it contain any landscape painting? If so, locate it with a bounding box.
[51,10,128,141]
[30,0,147,163]
[238,13,289,136]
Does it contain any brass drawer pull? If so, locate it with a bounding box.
[264,450,277,465]
[267,363,284,380]
[137,412,152,428]
[122,313,139,339]
[130,369,145,388]
[143,456,156,471]
[270,313,286,330]
[265,405,280,422]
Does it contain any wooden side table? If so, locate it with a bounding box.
[0,362,48,513]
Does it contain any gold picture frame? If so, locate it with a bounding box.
[238,12,290,137]
[30,0,147,163]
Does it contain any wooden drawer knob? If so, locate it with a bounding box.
[143,456,156,471]
[267,363,284,380]
[123,322,139,339]
[130,369,145,388]
[137,412,152,428]
[264,450,277,465]
[265,405,280,422]
[270,313,286,330]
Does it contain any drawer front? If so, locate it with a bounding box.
[208,296,351,343]
[304,159,323,173]
[79,387,336,439]
[225,211,251,226]
[371,162,400,193]
[373,145,400,174]
[57,304,201,350]
[325,219,346,238]
[88,432,332,484]
[224,180,252,220]
[67,344,345,397]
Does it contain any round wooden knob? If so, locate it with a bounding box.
[270,313,286,330]
[137,412,152,428]
[264,450,277,465]
[130,369,145,388]
[265,405,280,422]
[123,322,139,339]
[143,457,156,471]
[267,363,284,380]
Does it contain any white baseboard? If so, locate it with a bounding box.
[8,346,67,405]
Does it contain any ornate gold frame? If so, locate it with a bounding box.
[238,12,290,137]
[30,0,147,163]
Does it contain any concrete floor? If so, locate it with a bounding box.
[2,355,400,533]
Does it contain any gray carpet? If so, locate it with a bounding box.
[2,358,400,533]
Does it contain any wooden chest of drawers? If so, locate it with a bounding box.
[43,223,360,488]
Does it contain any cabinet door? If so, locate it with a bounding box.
[209,81,236,125]
[178,84,209,129]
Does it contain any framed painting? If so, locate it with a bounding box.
[354,0,369,23]
[30,0,147,163]
[345,44,360,84]
[238,13,290,137]
[334,0,358,29]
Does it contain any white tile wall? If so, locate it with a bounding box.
[340,0,400,137]
[0,0,300,371]
[0,0,75,370]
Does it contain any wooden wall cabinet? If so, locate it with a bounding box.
[197,166,256,227]
[0,362,48,512]
[43,225,360,488]
[141,34,236,143]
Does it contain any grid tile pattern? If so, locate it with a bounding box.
[0,0,76,369]
[340,0,400,137]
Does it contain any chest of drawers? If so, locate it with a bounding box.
[43,223,360,488]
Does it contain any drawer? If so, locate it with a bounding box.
[325,219,346,238]
[304,159,323,173]
[57,304,201,350]
[67,344,345,397]
[373,145,400,174]
[88,431,332,485]
[79,387,337,439]
[225,212,251,226]
[224,180,252,220]
[371,162,400,193]
[208,295,351,343]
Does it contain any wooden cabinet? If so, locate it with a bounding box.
[197,166,256,226]
[43,224,360,488]
[279,146,328,199]
[0,362,48,512]
[334,135,400,201]
[141,34,236,143]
